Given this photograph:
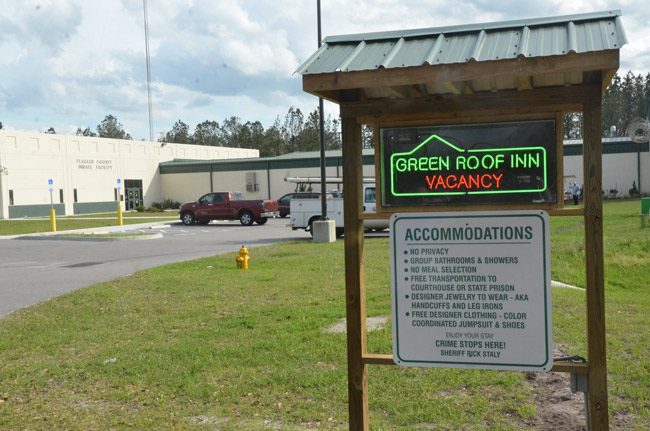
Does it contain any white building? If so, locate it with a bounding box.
[0,131,257,219]
[159,138,649,204]
[1,130,647,219]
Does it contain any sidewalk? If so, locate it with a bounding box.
[0,220,180,240]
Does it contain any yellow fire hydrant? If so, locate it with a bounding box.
[236,245,250,270]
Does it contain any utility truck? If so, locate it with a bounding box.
[286,177,388,237]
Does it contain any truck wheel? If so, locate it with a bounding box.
[181,212,195,225]
[307,216,319,238]
[239,210,254,226]
[256,218,268,225]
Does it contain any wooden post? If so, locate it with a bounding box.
[582,83,609,430]
[341,115,369,430]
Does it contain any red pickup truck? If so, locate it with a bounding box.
[179,192,279,226]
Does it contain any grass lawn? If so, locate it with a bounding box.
[0,212,177,236]
[0,200,647,430]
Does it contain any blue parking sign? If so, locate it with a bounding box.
[48,178,53,186]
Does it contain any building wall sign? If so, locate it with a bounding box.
[380,120,557,206]
[76,158,113,170]
[390,210,552,371]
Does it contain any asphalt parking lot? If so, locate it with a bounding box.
[0,219,310,318]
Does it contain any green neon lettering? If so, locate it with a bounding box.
[388,133,549,198]
[408,158,417,171]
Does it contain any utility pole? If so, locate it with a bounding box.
[317,0,327,220]
[143,0,154,142]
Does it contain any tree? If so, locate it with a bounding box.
[361,124,374,149]
[45,127,56,134]
[220,116,245,148]
[260,118,286,157]
[192,120,223,146]
[281,107,305,153]
[161,120,190,144]
[96,115,132,140]
[602,71,650,136]
[240,121,266,151]
[75,127,97,137]
[325,114,342,150]
[298,109,320,152]
[563,112,583,139]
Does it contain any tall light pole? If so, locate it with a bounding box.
[143,0,154,142]
[317,0,327,220]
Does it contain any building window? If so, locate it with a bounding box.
[73,189,78,203]
[59,189,64,204]
[9,190,14,205]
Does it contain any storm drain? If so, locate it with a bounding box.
[63,261,103,268]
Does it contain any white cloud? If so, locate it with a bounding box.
[0,0,648,139]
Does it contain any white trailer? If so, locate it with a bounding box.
[287,177,388,236]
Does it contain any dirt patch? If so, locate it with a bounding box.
[521,345,586,430]
[525,369,587,430]
[523,345,638,430]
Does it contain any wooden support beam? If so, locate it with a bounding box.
[517,75,533,91]
[552,361,589,374]
[444,81,461,95]
[303,51,620,98]
[556,111,566,209]
[410,84,425,97]
[340,85,596,122]
[341,114,368,431]
[361,206,584,220]
[363,353,591,374]
[582,75,609,431]
[383,85,410,99]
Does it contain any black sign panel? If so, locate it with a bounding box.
[380,120,557,207]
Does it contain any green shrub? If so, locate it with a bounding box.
[135,204,145,212]
[161,198,180,209]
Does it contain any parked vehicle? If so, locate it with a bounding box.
[277,191,339,217]
[179,192,279,226]
[289,182,387,237]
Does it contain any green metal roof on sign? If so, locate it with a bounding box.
[297,10,627,75]
[297,10,626,103]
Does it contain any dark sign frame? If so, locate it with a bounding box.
[380,119,558,207]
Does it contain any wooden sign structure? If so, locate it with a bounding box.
[298,10,626,430]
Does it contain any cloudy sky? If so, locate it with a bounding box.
[1,0,648,140]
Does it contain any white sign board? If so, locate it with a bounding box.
[390,210,552,371]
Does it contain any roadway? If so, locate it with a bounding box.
[0,219,310,318]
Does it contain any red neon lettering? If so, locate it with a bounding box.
[480,174,492,188]
[424,173,505,191]
[425,175,437,189]
[493,173,503,188]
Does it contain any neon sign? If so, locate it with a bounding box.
[381,120,557,206]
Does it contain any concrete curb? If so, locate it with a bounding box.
[0,221,180,240]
